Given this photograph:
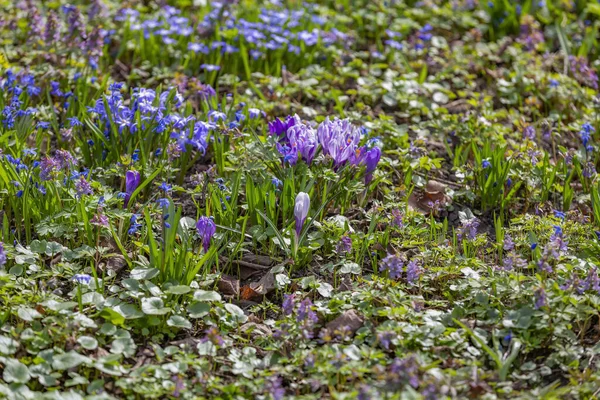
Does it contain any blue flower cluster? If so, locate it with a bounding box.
[118,3,348,65]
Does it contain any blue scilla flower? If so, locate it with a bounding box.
[37,121,51,130]
[159,182,172,192]
[157,198,170,208]
[482,160,491,169]
[73,274,92,285]
[128,214,142,235]
[580,122,595,148]
[22,148,36,157]
[68,117,82,127]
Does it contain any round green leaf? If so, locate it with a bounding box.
[141,297,171,315]
[77,336,98,350]
[167,315,192,329]
[166,285,191,295]
[3,359,30,384]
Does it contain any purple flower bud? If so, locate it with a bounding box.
[196,216,216,252]
[362,146,381,184]
[0,242,6,267]
[124,170,141,207]
[294,192,310,238]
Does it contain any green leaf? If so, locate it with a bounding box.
[29,240,47,254]
[0,335,20,355]
[17,307,42,322]
[99,308,126,327]
[111,338,137,357]
[167,315,192,329]
[500,340,522,381]
[256,209,290,255]
[418,64,428,84]
[340,262,361,275]
[52,351,89,370]
[77,336,99,350]
[225,303,247,323]
[141,297,171,315]
[3,359,30,384]
[187,302,211,319]
[193,290,222,302]
[165,285,191,295]
[128,167,163,209]
[130,268,159,280]
[453,319,502,370]
[113,304,144,319]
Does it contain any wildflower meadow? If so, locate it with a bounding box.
[2,0,600,398]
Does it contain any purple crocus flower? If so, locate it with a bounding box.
[124,170,141,207]
[196,216,216,252]
[0,242,6,267]
[362,146,381,184]
[294,192,310,239]
[268,115,297,140]
[317,117,360,168]
[287,122,317,165]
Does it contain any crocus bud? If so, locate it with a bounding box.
[124,170,141,207]
[0,242,6,267]
[294,192,310,239]
[363,147,381,184]
[196,216,216,252]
